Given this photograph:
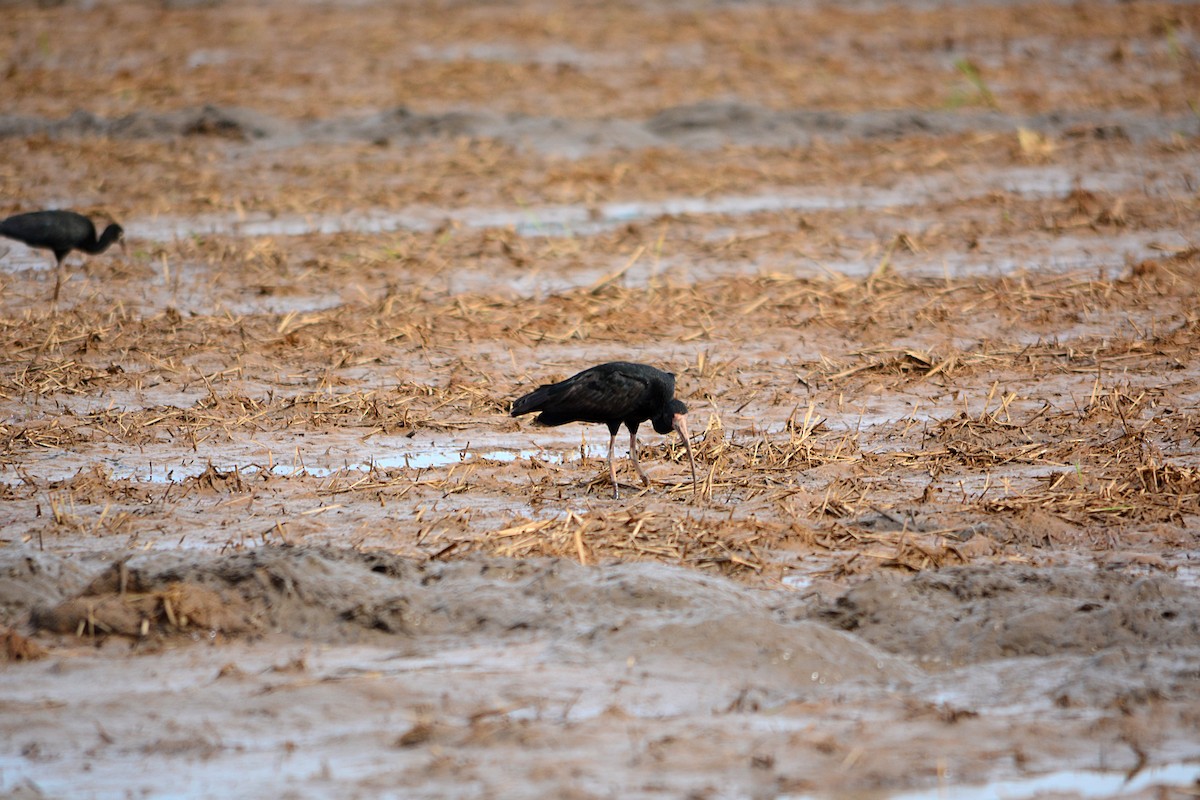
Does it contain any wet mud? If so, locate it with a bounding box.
[2,0,1200,797]
[4,103,1197,154]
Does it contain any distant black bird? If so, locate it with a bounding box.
[511,361,697,498]
[0,210,125,301]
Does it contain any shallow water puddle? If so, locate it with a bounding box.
[122,166,1147,245]
[309,443,606,474]
[124,188,909,243]
[1,439,608,485]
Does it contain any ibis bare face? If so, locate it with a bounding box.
[673,412,698,496]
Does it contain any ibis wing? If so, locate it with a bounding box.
[539,366,654,425]
[0,211,92,251]
[511,362,675,426]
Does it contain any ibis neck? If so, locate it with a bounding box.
[83,225,122,255]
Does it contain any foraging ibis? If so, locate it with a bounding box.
[511,361,697,498]
[0,210,124,301]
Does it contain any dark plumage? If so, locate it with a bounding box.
[0,210,124,301]
[511,361,697,498]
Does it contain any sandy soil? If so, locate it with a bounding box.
[2,1,1200,798]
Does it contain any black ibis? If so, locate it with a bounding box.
[511,361,697,498]
[0,210,125,301]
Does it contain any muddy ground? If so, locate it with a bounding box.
[2,1,1200,798]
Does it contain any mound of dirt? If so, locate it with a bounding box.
[12,546,913,691]
[809,565,1200,666]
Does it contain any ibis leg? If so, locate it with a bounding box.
[607,432,619,498]
[628,430,650,487]
[52,257,64,303]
